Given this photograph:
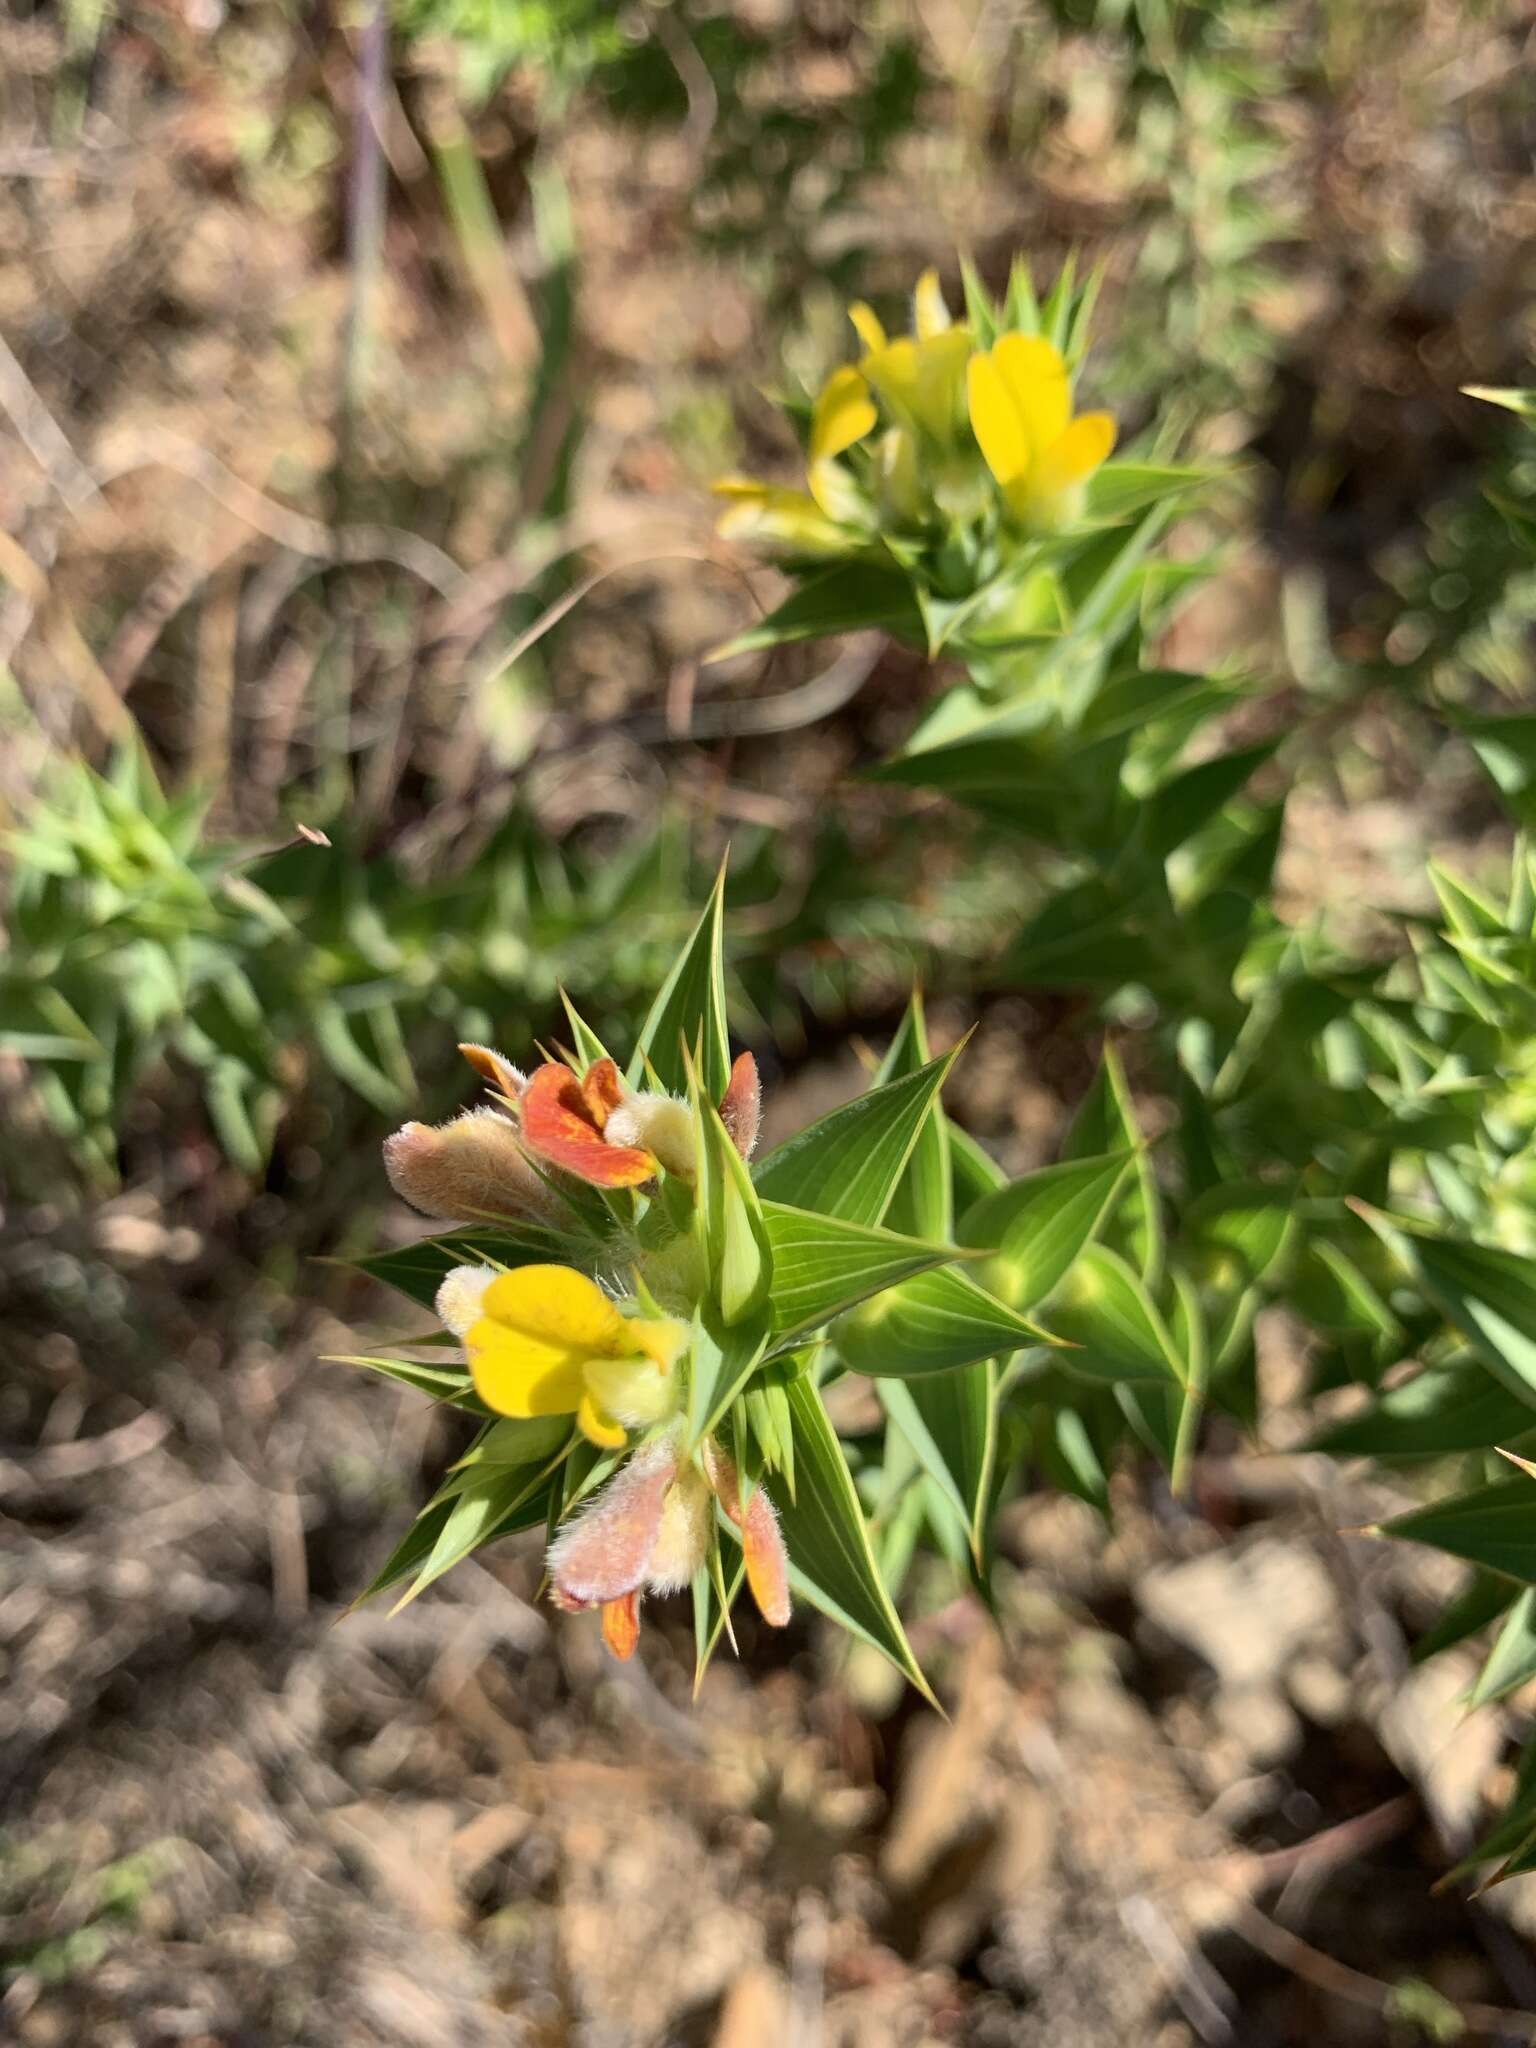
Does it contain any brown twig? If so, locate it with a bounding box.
[1229,1899,1536,2041]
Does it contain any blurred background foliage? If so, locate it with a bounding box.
[4,0,1534,1219]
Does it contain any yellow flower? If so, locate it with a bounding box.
[713,363,876,547]
[848,269,972,445]
[459,1264,686,1451]
[966,332,1116,528]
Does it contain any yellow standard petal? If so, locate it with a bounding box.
[912,268,951,340]
[468,1264,629,1419]
[991,333,1071,459]
[809,366,876,466]
[967,349,1028,488]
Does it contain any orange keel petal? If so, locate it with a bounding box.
[704,1441,792,1628]
[580,1056,627,1130]
[522,1062,655,1187]
[601,1591,642,1660]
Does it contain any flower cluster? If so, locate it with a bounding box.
[713,268,1116,561]
[382,1037,787,1659]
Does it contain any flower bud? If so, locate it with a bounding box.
[604,1092,697,1180]
[435,1262,497,1336]
[383,1108,555,1225]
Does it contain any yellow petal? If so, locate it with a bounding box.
[967,350,1028,487]
[810,365,876,465]
[849,301,887,353]
[861,337,921,423]
[1039,411,1117,489]
[913,268,951,340]
[874,424,921,522]
[577,1393,628,1450]
[1010,414,1119,528]
[585,1345,681,1431]
[911,327,972,441]
[632,1315,688,1372]
[481,1264,631,1357]
[715,484,849,553]
[992,332,1071,456]
[468,1322,589,1418]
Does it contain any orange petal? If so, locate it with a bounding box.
[718,1051,762,1160]
[522,1061,655,1188]
[547,1437,677,1607]
[704,1441,792,1628]
[458,1043,526,1102]
[601,1591,642,1660]
[580,1056,627,1131]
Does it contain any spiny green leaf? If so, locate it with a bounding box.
[1352,1206,1536,1415]
[706,563,923,661]
[753,1044,960,1228]
[688,1302,772,1451]
[1046,1245,1185,1385]
[770,1377,936,1703]
[1310,1365,1536,1461]
[834,1264,1052,1379]
[761,1201,971,1344]
[1379,1478,1536,1584]
[1412,1572,1518,1665]
[875,993,953,1242]
[629,859,729,1099]
[878,1367,996,1571]
[957,1150,1134,1309]
[1469,1589,1536,1708]
[345,1225,576,1312]
[690,1054,773,1326]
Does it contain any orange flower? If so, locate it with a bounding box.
[520,1051,762,1190]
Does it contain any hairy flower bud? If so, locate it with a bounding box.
[603,1092,698,1180]
[383,1108,554,1225]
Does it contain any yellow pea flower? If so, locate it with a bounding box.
[713,363,877,546]
[463,1264,686,1451]
[966,332,1116,529]
[848,269,972,445]
[806,364,877,518]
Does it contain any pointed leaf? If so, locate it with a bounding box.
[1310,1365,1536,1460]
[957,1150,1134,1308]
[707,563,923,661]
[691,1059,773,1326]
[876,994,953,1241]
[629,861,729,1098]
[1413,1572,1518,1664]
[1469,1589,1536,1707]
[877,1367,996,1570]
[691,1549,747,1695]
[1046,1245,1185,1385]
[688,1301,772,1450]
[1380,1478,1536,1583]
[770,1377,935,1701]
[347,1224,576,1311]
[833,1264,1051,1379]
[753,1046,960,1227]
[761,1201,968,1344]
[1353,1207,1536,1415]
